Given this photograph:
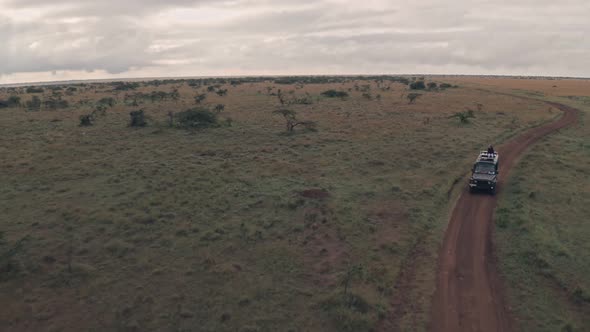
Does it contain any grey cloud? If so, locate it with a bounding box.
[0,0,589,82]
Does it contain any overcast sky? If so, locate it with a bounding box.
[1,0,589,84]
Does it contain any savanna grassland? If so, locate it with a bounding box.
[486,84,590,332]
[0,76,559,331]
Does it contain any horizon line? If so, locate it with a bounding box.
[2,73,589,88]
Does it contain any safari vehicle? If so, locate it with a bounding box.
[469,151,499,194]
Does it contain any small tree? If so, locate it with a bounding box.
[194,93,207,104]
[341,264,364,298]
[129,110,147,127]
[272,109,316,133]
[407,93,422,104]
[427,82,438,90]
[216,89,228,96]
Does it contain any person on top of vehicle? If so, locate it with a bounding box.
[487,145,495,155]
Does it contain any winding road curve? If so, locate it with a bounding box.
[430,101,580,332]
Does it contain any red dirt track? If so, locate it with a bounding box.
[430,102,580,332]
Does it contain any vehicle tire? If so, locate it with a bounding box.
[490,187,496,195]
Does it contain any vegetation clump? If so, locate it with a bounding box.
[25,86,44,93]
[129,110,147,127]
[409,81,426,90]
[175,108,219,129]
[79,114,94,126]
[321,90,349,98]
[449,109,475,123]
[43,97,69,110]
[0,96,21,109]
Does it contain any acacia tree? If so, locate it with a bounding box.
[272,109,315,133]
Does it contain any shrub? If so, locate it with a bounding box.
[321,90,349,98]
[440,83,453,89]
[0,96,20,108]
[427,82,438,90]
[409,81,426,90]
[449,109,475,123]
[129,110,147,127]
[43,98,69,110]
[175,108,219,128]
[97,97,116,107]
[79,114,94,126]
[214,104,225,113]
[194,93,207,104]
[26,86,44,93]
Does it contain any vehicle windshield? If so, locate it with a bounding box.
[474,162,496,174]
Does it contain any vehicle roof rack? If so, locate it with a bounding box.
[477,151,499,163]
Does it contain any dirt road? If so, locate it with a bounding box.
[430,102,580,332]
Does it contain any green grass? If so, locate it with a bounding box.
[0,79,556,331]
[495,97,590,332]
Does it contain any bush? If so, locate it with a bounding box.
[43,98,69,110]
[79,114,94,126]
[449,109,475,123]
[440,83,453,89]
[26,86,44,93]
[97,97,116,107]
[0,96,20,108]
[427,82,438,90]
[409,81,426,90]
[194,93,207,104]
[129,110,147,127]
[321,90,349,98]
[175,108,219,128]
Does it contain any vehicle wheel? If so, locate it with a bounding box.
[490,187,496,195]
[469,187,475,194]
